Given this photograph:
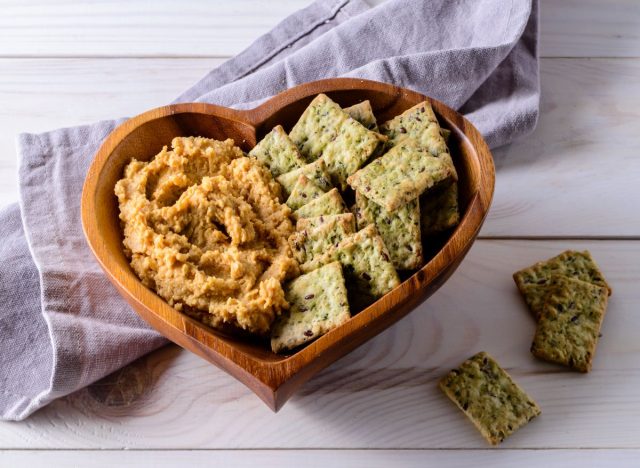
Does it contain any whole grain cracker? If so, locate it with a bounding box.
[271,262,350,353]
[439,351,541,445]
[531,275,609,372]
[347,139,453,211]
[354,191,423,270]
[248,125,306,177]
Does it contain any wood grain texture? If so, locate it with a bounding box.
[1,0,638,58]
[1,240,637,449]
[81,78,494,412]
[539,0,640,57]
[2,449,640,467]
[483,58,640,237]
[0,0,310,57]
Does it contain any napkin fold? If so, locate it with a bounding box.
[1,0,538,420]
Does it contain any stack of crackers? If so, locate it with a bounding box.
[248,94,460,352]
[514,250,612,373]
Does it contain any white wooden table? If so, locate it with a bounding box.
[1,1,639,466]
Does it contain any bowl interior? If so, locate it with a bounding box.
[88,87,481,366]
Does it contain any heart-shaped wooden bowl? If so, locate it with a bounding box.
[81,78,494,411]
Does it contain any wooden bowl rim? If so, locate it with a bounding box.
[81,77,494,384]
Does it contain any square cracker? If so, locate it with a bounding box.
[248,125,306,177]
[293,188,346,220]
[421,182,460,235]
[286,175,326,210]
[288,94,384,187]
[513,250,611,319]
[380,101,458,180]
[271,262,350,353]
[439,351,541,445]
[354,191,423,270]
[531,275,609,372]
[289,213,356,266]
[347,139,453,211]
[276,159,333,197]
[344,100,379,132]
[302,225,400,299]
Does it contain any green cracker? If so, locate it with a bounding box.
[344,100,379,131]
[293,188,347,219]
[289,213,356,267]
[288,94,384,188]
[421,182,460,235]
[531,275,609,372]
[513,250,611,319]
[296,213,356,232]
[286,175,326,210]
[271,262,350,353]
[439,351,541,445]
[276,159,333,197]
[347,139,453,211]
[354,191,423,270]
[302,225,400,299]
[380,101,458,179]
[248,125,306,177]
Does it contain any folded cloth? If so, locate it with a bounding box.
[1,0,538,420]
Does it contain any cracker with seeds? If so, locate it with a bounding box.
[354,191,423,270]
[380,101,458,180]
[344,100,379,131]
[289,94,384,187]
[271,262,350,353]
[421,182,460,235]
[248,125,306,177]
[276,159,333,197]
[513,250,611,319]
[531,275,609,372]
[439,351,541,445]
[296,213,356,232]
[302,225,400,299]
[289,213,356,266]
[286,175,326,210]
[347,139,453,211]
[293,188,346,219]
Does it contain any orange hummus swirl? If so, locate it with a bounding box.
[114,136,299,334]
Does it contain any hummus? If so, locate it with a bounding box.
[114,137,299,334]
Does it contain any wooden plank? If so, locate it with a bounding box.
[540,0,640,58]
[1,0,638,58]
[0,239,637,449]
[1,449,639,467]
[1,58,639,236]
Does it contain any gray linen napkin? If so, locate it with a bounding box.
[1,0,538,420]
